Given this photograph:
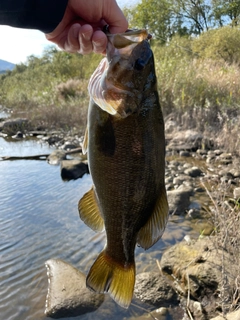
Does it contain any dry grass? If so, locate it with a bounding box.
[203,181,240,315]
[55,79,88,101]
[29,101,88,134]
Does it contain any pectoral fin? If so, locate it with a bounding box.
[82,127,88,155]
[137,187,169,250]
[78,187,105,232]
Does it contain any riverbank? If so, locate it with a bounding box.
[0,114,239,319]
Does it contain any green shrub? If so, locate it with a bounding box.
[191,26,240,64]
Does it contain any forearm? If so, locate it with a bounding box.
[0,0,68,33]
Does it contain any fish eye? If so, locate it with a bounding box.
[134,58,145,70]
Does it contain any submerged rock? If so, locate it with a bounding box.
[167,186,194,214]
[45,259,104,318]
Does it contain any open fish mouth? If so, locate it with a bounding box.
[88,29,152,118]
[106,29,151,58]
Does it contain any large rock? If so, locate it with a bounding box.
[161,238,236,318]
[210,309,240,320]
[61,160,89,180]
[167,130,204,152]
[167,186,194,214]
[0,118,29,135]
[47,150,67,165]
[45,259,104,318]
[134,272,179,307]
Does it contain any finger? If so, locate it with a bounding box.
[92,30,108,54]
[78,24,93,54]
[104,1,128,34]
[66,23,81,52]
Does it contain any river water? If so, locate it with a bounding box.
[0,136,199,320]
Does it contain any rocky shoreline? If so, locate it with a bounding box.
[0,117,239,319]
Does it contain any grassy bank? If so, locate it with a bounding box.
[0,27,239,154]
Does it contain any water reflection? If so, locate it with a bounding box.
[0,141,199,320]
[0,136,55,158]
[0,159,97,320]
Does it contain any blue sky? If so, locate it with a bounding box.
[0,0,138,64]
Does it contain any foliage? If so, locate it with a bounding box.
[124,0,184,42]
[212,0,240,26]
[125,0,214,39]
[191,26,240,63]
[125,0,240,39]
[152,33,240,113]
[0,46,101,109]
[172,0,214,33]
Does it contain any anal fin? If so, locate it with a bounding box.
[78,187,105,232]
[137,186,169,250]
[87,250,135,309]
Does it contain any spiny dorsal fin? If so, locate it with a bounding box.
[137,186,169,250]
[82,127,88,155]
[78,187,105,232]
[86,250,135,309]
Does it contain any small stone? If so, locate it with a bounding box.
[197,149,207,156]
[219,153,232,160]
[206,156,215,164]
[173,175,189,186]
[213,150,223,156]
[179,151,191,157]
[12,131,24,139]
[184,166,203,178]
[233,187,240,199]
[230,170,240,178]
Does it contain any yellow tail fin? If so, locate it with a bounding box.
[86,251,135,309]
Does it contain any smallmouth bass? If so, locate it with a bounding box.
[78,29,169,308]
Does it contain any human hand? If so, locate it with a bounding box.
[45,0,128,55]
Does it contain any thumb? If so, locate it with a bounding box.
[104,2,128,34]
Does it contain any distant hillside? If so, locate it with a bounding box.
[0,59,15,73]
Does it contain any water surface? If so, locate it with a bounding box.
[0,138,199,320]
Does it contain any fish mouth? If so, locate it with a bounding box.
[88,29,152,118]
[106,29,150,60]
